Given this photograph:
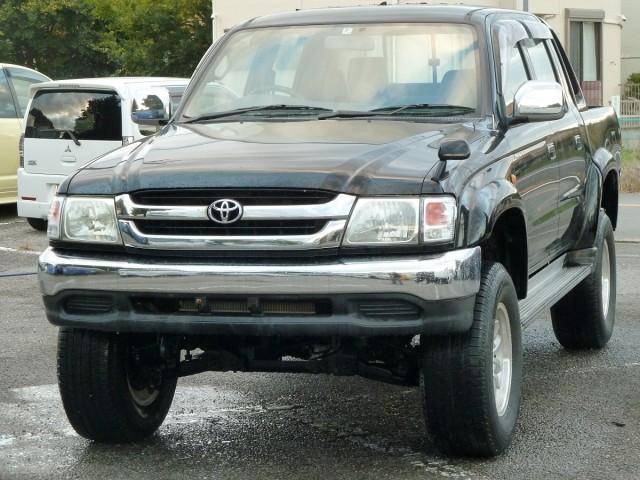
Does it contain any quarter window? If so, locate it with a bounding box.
[503,45,529,113]
[526,41,557,83]
[0,70,18,119]
[6,67,49,116]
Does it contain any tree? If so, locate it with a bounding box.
[90,0,212,77]
[0,0,211,79]
[0,0,117,79]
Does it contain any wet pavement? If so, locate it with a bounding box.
[1,204,639,480]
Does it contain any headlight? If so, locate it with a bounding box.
[343,198,420,245]
[51,196,121,244]
[343,196,456,246]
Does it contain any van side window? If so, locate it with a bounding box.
[25,90,122,141]
[6,67,49,116]
[0,70,18,119]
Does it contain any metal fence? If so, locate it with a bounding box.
[619,83,640,129]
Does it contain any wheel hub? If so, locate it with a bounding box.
[493,302,513,417]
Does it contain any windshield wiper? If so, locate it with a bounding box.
[370,104,476,116]
[183,105,332,123]
[39,128,81,146]
[317,110,384,120]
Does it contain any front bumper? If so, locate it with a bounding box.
[39,247,481,336]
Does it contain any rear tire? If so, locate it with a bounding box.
[420,262,522,457]
[551,213,616,349]
[27,217,47,231]
[57,328,177,443]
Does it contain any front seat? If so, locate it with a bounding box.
[439,69,477,108]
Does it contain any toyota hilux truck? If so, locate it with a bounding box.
[38,5,621,456]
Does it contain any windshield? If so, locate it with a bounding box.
[181,23,481,120]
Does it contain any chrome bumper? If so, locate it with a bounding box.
[38,247,481,301]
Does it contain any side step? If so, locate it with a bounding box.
[519,248,596,328]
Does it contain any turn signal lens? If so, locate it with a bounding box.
[47,196,64,240]
[422,196,457,243]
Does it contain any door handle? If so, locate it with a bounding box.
[574,134,583,151]
[547,142,557,160]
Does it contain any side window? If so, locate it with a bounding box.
[504,44,530,113]
[550,35,587,109]
[6,68,49,116]
[0,69,18,119]
[525,41,557,83]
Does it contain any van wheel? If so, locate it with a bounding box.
[420,262,522,457]
[551,214,616,349]
[57,328,177,443]
[27,218,47,231]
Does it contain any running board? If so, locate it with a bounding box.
[519,248,596,328]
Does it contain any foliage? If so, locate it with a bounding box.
[0,0,211,79]
[627,73,640,84]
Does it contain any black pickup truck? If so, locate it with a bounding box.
[39,5,621,456]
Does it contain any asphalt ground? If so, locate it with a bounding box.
[0,203,639,480]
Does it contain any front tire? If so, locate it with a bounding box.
[420,262,523,457]
[551,213,616,349]
[57,328,177,443]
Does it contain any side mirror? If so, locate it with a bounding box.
[513,80,565,122]
[131,88,172,126]
[438,139,471,161]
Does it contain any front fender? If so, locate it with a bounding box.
[456,167,526,248]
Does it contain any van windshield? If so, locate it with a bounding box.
[25,90,122,141]
[181,23,481,121]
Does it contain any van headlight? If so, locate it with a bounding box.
[343,196,456,246]
[48,196,122,244]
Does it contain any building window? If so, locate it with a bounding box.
[567,9,604,106]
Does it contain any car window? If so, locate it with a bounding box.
[503,44,529,114]
[6,67,49,116]
[526,41,557,83]
[0,69,18,119]
[25,90,122,141]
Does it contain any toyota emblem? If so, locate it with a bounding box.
[207,199,243,224]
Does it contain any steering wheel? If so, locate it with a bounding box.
[246,85,296,97]
[209,82,240,100]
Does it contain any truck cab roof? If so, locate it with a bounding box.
[242,4,541,30]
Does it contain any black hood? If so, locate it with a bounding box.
[64,119,487,196]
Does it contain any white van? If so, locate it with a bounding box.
[17,77,189,230]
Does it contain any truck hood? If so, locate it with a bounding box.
[64,119,487,196]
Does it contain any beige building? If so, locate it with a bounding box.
[211,0,624,105]
[621,0,640,82]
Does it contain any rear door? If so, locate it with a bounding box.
[23,89,123,176]
[522,38,588,258]
[0,68,21,201]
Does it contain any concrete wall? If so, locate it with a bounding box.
[211,0,623,103]
[622,0,640,82]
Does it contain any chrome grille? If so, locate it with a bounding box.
[115,190,356,251]
[130,189,337,206]
[133,219,327,236]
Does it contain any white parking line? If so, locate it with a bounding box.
[0,246,41,256]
